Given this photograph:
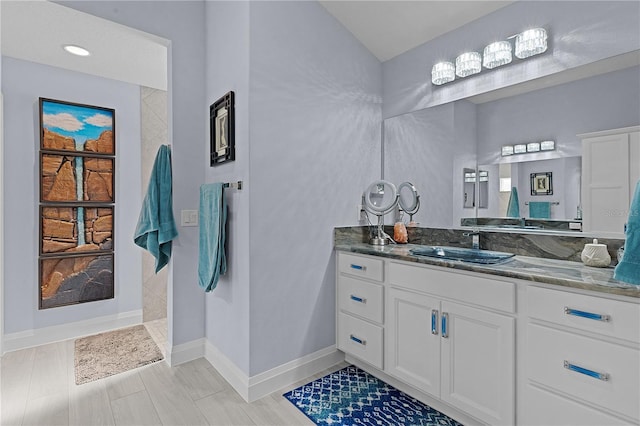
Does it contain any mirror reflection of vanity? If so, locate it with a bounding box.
[384,54,640,236]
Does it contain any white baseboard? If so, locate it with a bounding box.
[2,309,142,354]
[166,338,205,367]
[205,342,344,402]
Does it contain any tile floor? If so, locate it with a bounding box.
[1,319,342,425]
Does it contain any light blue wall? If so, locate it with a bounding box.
[204,0,251,375]
[1,57,141,333]
[246,1,381,375]
[383,1,640,118]
[57,0,207,347]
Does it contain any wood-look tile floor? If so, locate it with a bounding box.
[1,320,345,426]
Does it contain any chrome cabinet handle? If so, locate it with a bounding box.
[564,307,610,322]
[350,295,367,304]
[441,312,449,338]
[564,360,609,381]
[431,309,439,335]
[349,334,366,346]
[350,264,367,271]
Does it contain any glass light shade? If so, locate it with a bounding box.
[431,62,455,85]
[483,41,512,69]
[514,144,527,154]
[540,140,555,151]
[515,28,547,59]
[527,142,541,152]
[501,145,514,156]
[455,52,481,78]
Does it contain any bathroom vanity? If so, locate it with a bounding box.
[335,241,640,426]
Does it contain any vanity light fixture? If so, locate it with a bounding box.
[502,140,556,156]
[483,41,512,69]
[515,28,547,59]
[430,27,549,86]
[63,44,91,57]
[431,61,456,85]
[456,52,482,77]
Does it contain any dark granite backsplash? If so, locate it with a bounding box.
[334,226,625,265]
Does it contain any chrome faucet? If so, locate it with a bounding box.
[463,231,480,250]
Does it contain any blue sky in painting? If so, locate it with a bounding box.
[42,100,113,147]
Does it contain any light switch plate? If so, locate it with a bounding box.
[181,210,198,227]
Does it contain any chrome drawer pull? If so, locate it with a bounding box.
[349,334,366,346]
[350,295,367,304]
[350,264,367,271]
[564,307,610,322]
[441,312,449,338]
[431,309,439,335]
[564,361,609,381]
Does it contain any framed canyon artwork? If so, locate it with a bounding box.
[39,98,116,309]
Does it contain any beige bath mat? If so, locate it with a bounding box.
[74,324,163,385]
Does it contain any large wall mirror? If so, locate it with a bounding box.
[384,52,640,235]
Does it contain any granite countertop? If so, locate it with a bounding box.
[335,243,640,299]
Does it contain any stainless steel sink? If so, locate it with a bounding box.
[409,246,515,264]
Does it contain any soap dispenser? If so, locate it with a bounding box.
[581,239,612,267]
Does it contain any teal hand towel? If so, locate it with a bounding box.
[134,145,178,273]
[529,201,551,219]
[506,187,520,218]
[614,180,640,285]
[198,183,227,292]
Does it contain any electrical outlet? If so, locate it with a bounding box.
[181,210,199,227]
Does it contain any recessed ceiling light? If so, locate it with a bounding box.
[63,45,90,57]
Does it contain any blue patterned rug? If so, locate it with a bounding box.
[283,365,463,425]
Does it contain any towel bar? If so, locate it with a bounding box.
[525,201,559,205]
[223,181,243,190]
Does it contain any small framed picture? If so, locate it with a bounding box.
[530,172,553,195]
[210,91,235,166]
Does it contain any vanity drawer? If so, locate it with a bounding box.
[338,312,383,369]
[338,275,383,323]
[528,286,640,343]
[388,261,515,313]
[338,253,384,282]
[527,323,639,420]
[523,384,630,426]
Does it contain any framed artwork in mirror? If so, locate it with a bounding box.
[210,91,235,166]
[530,172,553,195]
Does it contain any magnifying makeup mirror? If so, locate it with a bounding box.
[363,180,399,245]
[398,181,420,224]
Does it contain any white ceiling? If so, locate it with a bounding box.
[319,1,514,62]
[1,1,168,90]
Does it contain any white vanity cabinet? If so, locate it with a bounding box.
[580,126,640,236]
[523,286,640,425]
[386,261,515,426]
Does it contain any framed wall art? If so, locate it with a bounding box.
[39,97,116,309]
[530,172,553,196]
[210,91,235,166]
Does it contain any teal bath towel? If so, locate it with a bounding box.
[198,183,227,292]
[134,145,178,273]
[506,187,520,218]
[614,180,640,285]
[529,201,551,219]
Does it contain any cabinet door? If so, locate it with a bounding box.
[440,301,515,426]
[582,133,629,234]
[386,287,440,397]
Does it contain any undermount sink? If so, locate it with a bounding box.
[409,246,515,264]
